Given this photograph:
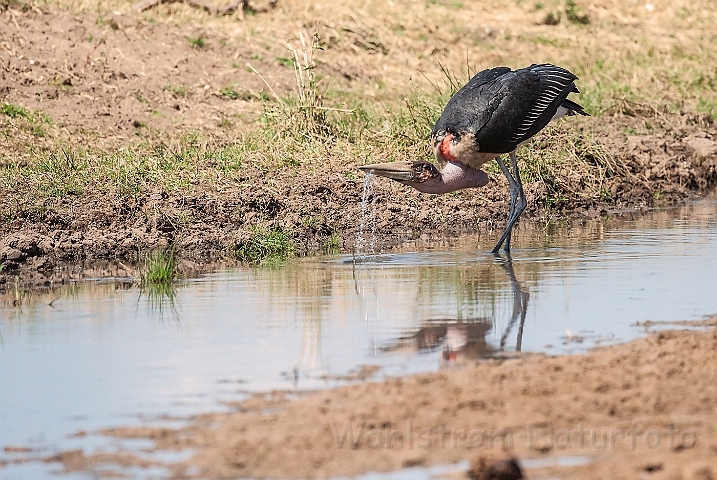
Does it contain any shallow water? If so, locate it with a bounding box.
[1,198,716,478]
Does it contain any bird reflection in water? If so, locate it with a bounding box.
[382,254,529,364]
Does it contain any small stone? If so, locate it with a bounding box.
[38,238,55,254]
[33,256,55,271]
[468,450,523,480]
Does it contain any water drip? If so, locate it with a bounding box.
[355,173,376,257]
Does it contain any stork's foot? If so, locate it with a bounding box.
[493,195,527,252]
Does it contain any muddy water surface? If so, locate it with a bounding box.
[1,198,717,479]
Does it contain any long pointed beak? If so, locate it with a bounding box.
[359,161,418,182]
[359,161,440,183]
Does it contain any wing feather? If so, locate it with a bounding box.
[431,66,512,139]
[507,64,579,145]
[431,63,586,155]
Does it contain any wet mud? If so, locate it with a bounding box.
[46,321,716,479]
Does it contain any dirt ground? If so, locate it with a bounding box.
[1,0,717,293]
[35,319,715,479]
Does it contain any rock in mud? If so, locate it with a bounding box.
[468,450,523,480]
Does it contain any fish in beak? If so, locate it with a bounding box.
[359,161,440,184]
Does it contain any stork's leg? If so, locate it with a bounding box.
[492,155,519,253]
[492,152,527,253]
[504,196,516,252]
[510,150,528,225]
[505,173,518,252]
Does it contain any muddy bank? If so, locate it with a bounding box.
[2,112,717,293]
[44,321,717,479]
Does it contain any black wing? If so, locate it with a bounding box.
[480,64,581,152]
[433,64,584,154]
[431,66,511,139]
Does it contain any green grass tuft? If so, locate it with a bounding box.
[235,226,295,265]
[565,0,589,24]
[163,84,187,97]
[697,97,717,120]
[142,248,177,285]
[1,103,30,118]
[220,86,249,100]
[542,0,589,25]
[186,36,206,48]
[321,231,341,255]
[275,56,293,67]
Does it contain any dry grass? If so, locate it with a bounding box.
[46,0,716,115]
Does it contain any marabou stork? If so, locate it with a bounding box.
[360,64,588,253]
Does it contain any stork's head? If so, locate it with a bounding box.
[359,160,488,194]
[431,127,460,163]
